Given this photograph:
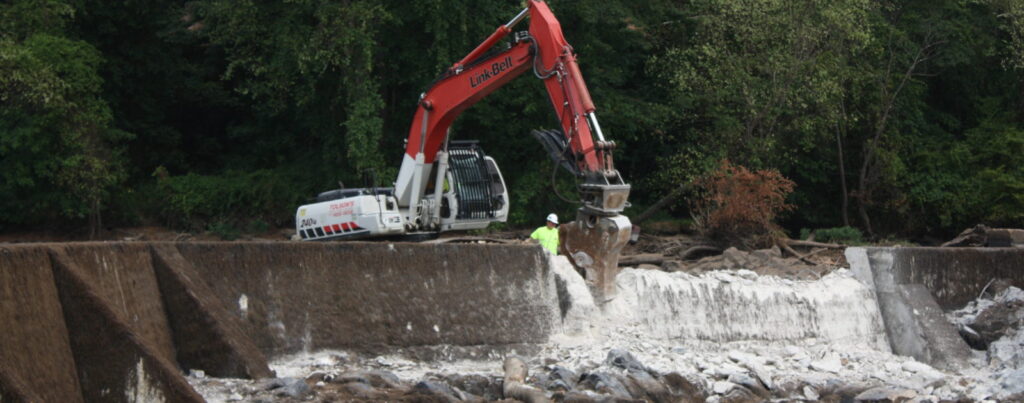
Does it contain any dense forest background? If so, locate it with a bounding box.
[2,0,1023,241]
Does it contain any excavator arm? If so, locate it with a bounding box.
[394,0,632,300]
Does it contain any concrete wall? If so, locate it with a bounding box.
[0,247,82,402]
[0,241,558,402]
[851,247,1024,310]
[846,247,1024,370]
[176,242,557,355]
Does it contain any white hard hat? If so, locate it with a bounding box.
[547,213,558,224]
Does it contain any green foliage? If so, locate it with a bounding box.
[207,221,240,241]
[814,227,863,244]
[653,0,873,169]
[0,0,1023,242]
[0,1,127,230]
[153,168,309,230]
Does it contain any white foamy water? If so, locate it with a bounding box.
[551,257,889,350]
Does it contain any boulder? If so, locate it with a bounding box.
[854,386,917,402]
[578,372,632,399]
[605,349,648,372]
[971,299,1024,347]
[661,372,707,401]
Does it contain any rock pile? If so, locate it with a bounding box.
[948,284,1024,400]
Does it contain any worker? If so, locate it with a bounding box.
[530,213,560,254]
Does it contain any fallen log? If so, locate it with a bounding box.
[784,239,845,249]
[678,245,722,260]
[617,253,665,266]
[777,240,819,266]
[503,357,549,403]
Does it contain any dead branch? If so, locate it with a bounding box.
[618,253,666,266]
[784,239,845,249]
[777,240,818,266]
[679,245,722,260]
[635,183,693,224]
[503,357,549,403]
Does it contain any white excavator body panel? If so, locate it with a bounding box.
[296,194,404,241]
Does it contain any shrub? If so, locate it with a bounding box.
[815,226,863,244]
[690,160,795,248]
[208,221,240,240]
[152,168,311,230]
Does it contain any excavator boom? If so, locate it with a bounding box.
[299,0,632,300]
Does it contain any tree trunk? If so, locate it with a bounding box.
[89,199,101,240]
[635,183,692,224]
[835,124,850,227]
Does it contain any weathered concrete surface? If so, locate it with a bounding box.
[0,241,558,401]
[0,248,83,403]
[0,365,44,402]
[151,244,274,379]
[0,239,561,398]
[50,244,178,364]
[851,247,1024,310]
[847,247,1020,370]
[899,284,973,370]
[50,247,205,403]
[177,242,557,355]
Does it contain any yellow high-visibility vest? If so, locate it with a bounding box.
[530,226,559,255]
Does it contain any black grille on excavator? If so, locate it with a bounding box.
[448,141,496,220]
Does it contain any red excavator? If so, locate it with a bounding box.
[296,0,631,299]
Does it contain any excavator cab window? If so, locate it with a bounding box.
[485,159,504,196]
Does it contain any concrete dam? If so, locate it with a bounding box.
[0,242,1021,401]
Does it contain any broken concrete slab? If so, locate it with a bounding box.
[847,247,1015,370]
[898,284,972,371]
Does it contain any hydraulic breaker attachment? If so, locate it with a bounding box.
[559,212,632,302]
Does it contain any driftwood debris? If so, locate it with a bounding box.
[777,241,819,266]
[678,245,722,260]
[618,253,666,266]
[503,357,549,403]
[774,237,847,266]
[784,239,845,249]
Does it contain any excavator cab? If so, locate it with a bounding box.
[432,141,510,231]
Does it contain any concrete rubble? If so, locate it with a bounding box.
[948,284,1024,401]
